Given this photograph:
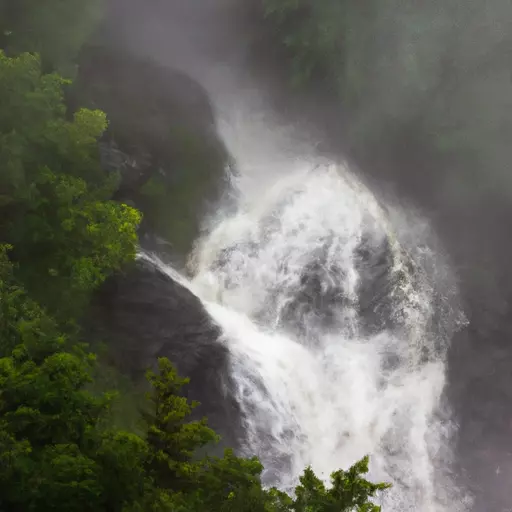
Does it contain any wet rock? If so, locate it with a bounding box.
[277,235,401,338]
[90,257,243,450]
[278,258,351,338]
[354,234,400,334]
[70,44,230,254]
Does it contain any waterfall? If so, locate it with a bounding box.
[152,162,469,511]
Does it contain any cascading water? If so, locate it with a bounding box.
[154,162,469,511]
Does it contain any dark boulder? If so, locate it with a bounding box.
[70,43,231,254]
[90,256,243,450]
[276,235,401,339]
[354,234,402,335]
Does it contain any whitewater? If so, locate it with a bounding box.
[150,154,469,510]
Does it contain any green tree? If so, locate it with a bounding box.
[0,253,156,511]
[0,279,390,512]
[291,458,390,511]
[0,269,264,512]
[144,357,219,492]
[142,358,390,512]
[144,359,269,511]
[0,51,140,317]
[0,245,57,357]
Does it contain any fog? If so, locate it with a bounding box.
[97,1,512,510]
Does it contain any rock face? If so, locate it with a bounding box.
[70,43,231,254]
[91,257,242,450]
[73,40,241,448]
[74,43,225,172]
[281,237,398,334]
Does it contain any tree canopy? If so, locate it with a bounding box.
[0,51,140,319]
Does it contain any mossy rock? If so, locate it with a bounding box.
[70,43,230,255]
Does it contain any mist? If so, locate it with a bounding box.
[95,1,512,510]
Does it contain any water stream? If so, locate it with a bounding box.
[153,162,469,511]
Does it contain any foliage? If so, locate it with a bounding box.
[0,0,105,76]
[0,245,61,357]
[0,276,386,512]
[0,252,107,510]
[0,269,390,511]
[292,458,390,511]
[144,357,219,491]
[0,51,140,317]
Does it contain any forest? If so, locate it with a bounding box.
[0,1,391,511]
